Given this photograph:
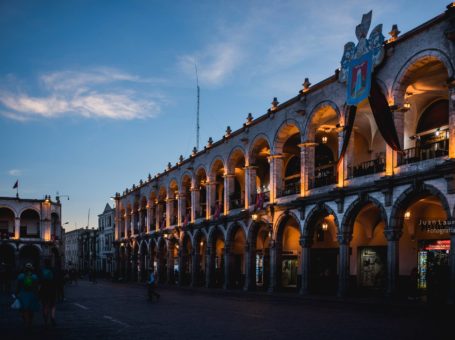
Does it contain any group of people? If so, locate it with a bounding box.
[14,259,62,328]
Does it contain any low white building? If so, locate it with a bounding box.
[96,203,115,275]
[64,228,84,270]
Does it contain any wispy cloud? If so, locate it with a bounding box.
[0,67,165,121]
[8,169,22,176]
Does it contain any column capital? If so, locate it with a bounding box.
[384,228,402,241]
[299,235,313,248]
[337,232,352,245]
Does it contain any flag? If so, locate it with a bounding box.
[13,180,18,189]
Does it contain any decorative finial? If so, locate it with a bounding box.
[388,24,400,42]
[179,155,184,163]
[271,97,279,111]
[192,147,197,156]
[225,126,232,137]
[207,137,213,147]
[139,179,143,186]
[302,78,311,92]
[132,184,136,189]
[148,173,152,181]
[246,113,253,124]
[167,162,172,170]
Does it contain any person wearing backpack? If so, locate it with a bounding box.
[16,263,40,328]
[40,259,58,326]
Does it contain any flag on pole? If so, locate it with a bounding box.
[13,180,18,189]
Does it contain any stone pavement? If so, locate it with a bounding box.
[0,280,452,340]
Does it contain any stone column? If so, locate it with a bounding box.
[298,145,308,196]
[337,232,352,297]
[268,240,278,293]
[14,217,20,239]
[138,209,144,233]
[178,192,185,226]
[191,188,199,221]
[448,82,455,159]
[191,249,198,287]
[166,196,172,228]
[224,174,235,212]
[272,156,284,200]
[449,228,455,304]
[245,166,257,209]
[223,244,231,290]
[146,202,152,233]
[207,180,216,219]
[299,235,312,295]
[167,242,174,284]
[243,242,254,291]
[337,129,344,186]
[268,156,276,203]
[384,228,402,297]
[344,131,355,180]
[205,245,213,288]
[178,248,184,286]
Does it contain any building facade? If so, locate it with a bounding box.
[0,195,64,272]
[114,6,455,303]
[96,203,115,275]
[78,227,98,273]
[64,228,84,270]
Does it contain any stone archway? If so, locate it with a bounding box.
[192,231,207,287]
[225,223,246,289]
[207,226,225,288]
[246,220,272,291]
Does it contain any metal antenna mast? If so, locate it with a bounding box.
[195,64,200,150]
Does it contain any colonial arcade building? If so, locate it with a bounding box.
[0,196,64,272]
[114,5,455,303]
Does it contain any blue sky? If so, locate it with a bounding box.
[0,0,449,230]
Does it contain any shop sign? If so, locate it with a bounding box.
[423,240,450,251]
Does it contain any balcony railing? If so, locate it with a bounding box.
[277,180,300,198]
[349,157,385,178]
[309,164,337,189]
[398,138,448,165]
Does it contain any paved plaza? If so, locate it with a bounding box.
[0,280,452,340]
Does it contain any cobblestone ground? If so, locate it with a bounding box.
[0,280,452,340]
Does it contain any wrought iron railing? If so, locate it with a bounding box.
[308,164,337,189]
[277,180,300,197]
[349,157,385,178]
[398,138,448,165]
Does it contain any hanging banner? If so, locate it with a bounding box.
[347,51,373,105]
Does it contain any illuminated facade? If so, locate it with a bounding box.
[0,196,64,272]
[114,5,455,303]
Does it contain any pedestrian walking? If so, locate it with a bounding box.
[16,263,40,328]
[39,259,58,326]
[147,269,160,301]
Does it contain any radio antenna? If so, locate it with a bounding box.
[195,63,200,150]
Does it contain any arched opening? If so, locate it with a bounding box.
[139,242,148,282]
[158,187,167,229]
[132,201,140,235]
[181,175,192,223]
[120,209,126,238]
[348,100,386,178]
[398,193,450,303]
[51,213,60,241]
[209,228,225,288]
[398,59,449,164]
[0,244,15,283]
[158,239,168,283]
[181,234,192,286]
[19,245,40,270]
[195,168,207,219]
[307,105,339,188]
[150,192,157,232]
[251,222,271,290]
[140,197,147,233]
[250,138,271,205]
[169,180,179,226]
[126,206,132,237]
[132,243,139,281]
[276,215,301,291]
[0,208,15,239]
[20,209,40,239]
[305,208,339,294]
[227,224,246,289]
[349,202,387,295]
[227,150,246,210]
[170,238,179,285]
[150,242,157,273]
[194,232,207,287]
[210,159,225,216]
[275,123,301,197]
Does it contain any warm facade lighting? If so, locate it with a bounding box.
[252,213,258,221]
[321,135,328,144]
[321,222,328,231]
[404,211,411,220]
[200,241,204,247]
[403,102,411,109]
